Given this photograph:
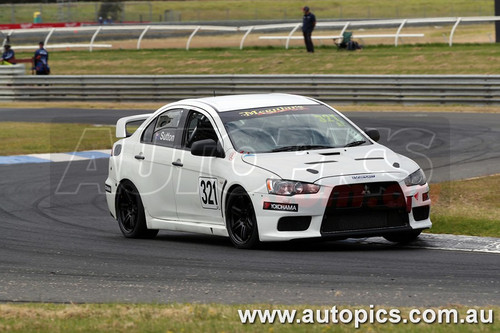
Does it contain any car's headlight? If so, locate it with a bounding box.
[266,179,320,196]
[404,169,427,186]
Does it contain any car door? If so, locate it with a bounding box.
[133,108,184,221]
[172,108,226,225]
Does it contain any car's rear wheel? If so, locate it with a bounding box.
[383,230,422,243]
[116,181,158,239]
[226,187,259,249]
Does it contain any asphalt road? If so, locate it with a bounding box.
[0,108,499,306]
[0,161,499,306]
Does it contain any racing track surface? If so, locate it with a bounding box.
[0,108,499,306]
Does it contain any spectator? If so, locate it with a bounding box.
[34,41,50,75]
[302,6,316,53]
[1,44,15,65]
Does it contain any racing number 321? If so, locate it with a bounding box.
[199,178,219,209]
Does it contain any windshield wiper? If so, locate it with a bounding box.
[271,145,334,152]
[344,140,366,148]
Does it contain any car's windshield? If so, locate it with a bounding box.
[219,104,368,153]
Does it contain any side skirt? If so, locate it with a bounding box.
[149,218,229,237]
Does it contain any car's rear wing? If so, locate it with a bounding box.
[116,113,153,138]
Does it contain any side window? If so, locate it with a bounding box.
[126,120,145,138]
[183,111,218,149]
[141,118,157,143]
[141,109,183,147]
[156,109,182,131]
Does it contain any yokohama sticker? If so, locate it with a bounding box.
[263,202,299,212]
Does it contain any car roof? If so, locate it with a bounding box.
[185,93,320,112]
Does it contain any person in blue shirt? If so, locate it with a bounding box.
[1,44,15,65]
[34,41,50,75]
[302,6,316,53]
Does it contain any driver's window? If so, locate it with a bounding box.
[183,111,218,148]
[150,109,183,147]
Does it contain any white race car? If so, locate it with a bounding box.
[105,94,431,248]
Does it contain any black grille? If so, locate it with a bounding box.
[321,182,409,234]
[412,205,430,221]
[278,216,311,231]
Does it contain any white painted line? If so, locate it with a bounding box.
[1,149,111,165]
[358,234,500,254]
[29,153,88,162]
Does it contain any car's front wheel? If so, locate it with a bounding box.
[226,187,260,249]
[116,181,158,239]
[383,230,422,243]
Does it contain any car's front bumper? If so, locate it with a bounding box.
[250,180,432,242]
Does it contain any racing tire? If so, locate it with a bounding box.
[226,187,260,249]
[116,181,159,239]
[383,230,422,243]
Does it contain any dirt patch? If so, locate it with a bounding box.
[412,55,426,63]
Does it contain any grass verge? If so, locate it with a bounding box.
[13,44,500,75]
[429,174,500,237]
[0,303,498,333]
[0,122,115,156]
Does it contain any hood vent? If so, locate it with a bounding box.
[320,152,340,156]
[354,157,384,161]
[305,160,337,165]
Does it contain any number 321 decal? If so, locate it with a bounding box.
[199,177,219,210]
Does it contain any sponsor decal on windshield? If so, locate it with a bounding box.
[239,105,306,117]
[313,114,345,127]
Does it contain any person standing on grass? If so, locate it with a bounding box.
[1,44,15,65]
[34,41,50,75]
[302,6,316,53]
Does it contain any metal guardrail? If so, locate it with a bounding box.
[1,74,500,104]
[0,64,26,76]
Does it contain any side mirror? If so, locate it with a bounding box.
[191,139,225,158]
[364,128,380,142]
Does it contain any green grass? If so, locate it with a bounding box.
[13,44,500,75]
[429,174,500,237]
[0,0,494,24]
[0,122,115,156]
[0,303,497,333]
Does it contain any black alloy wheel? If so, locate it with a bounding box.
[226,187,260,249]
[116,181,158,239]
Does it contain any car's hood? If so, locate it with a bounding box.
[241,144,419,184]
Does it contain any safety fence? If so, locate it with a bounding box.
[2,16,500,51]
[1,74,499,104]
